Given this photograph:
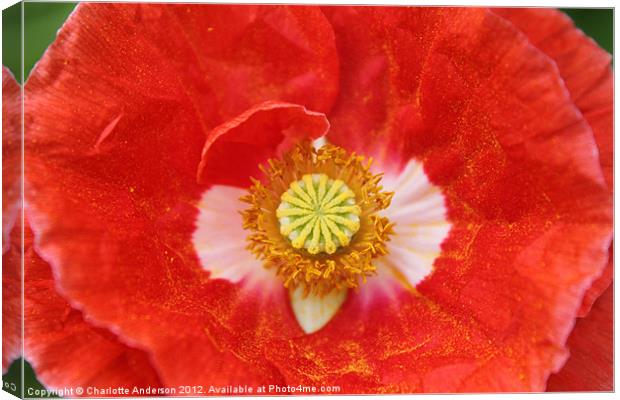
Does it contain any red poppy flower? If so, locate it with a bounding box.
[9,4,613,394]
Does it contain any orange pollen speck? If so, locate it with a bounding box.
[240,142,395,296]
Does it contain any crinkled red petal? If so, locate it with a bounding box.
[270,7,611,392]
[23,223,162,394]
[492,8,614,320]
[197,101,329,187]
[26,3,338,201]
[265,285,501,393]
[546,285,613,391]
[25,3,337,387]
[322,6,438,172]
[492,8,612,188]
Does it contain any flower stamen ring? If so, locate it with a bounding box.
[241,142,394,296]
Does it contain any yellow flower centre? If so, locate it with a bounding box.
[241,142,394,296]
[277,174,361,255]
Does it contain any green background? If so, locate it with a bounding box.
[1,2,614,397]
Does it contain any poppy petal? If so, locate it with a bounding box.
[155,4,340,118]
[375,160,451,288]
[323,7,606,185]
[26,195,284,388]
[23,222,162,393]
[193,185,280,291]
[289,287,348,334]
[26,2,339,209]
[546,285,613,391]
[322,6,450,170]
[266,280,502,393]
[24,3,336,386]
[491,7,614,321]
[492,8,613,188]
[197,101,330,187]
[265,7,612,392]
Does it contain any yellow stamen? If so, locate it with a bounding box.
[240,142,394,296]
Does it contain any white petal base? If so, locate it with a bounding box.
[192,185,278,291]
[290,286,347,334]
[376,160,452,288]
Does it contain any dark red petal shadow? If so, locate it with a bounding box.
[267,7,611,392]
[546,285,613,391]
[198,101,329,187]
[23,222,162,394]
[2,67,21,372]
[25,3,338,388]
